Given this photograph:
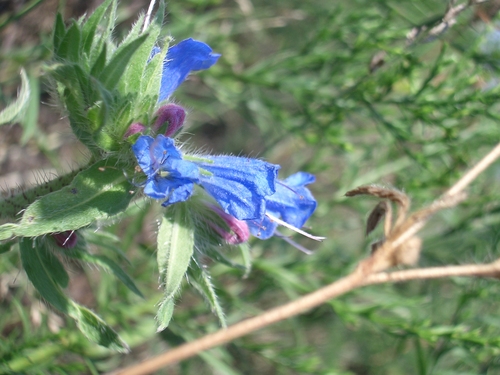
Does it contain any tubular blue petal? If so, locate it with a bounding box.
[248,172,317,239]
[159,38,221,102]
[197,156,279,221]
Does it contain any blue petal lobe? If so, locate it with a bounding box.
[248,172,317,239]
[132,135,199,204]
[197,156,279,220]
[132,135,155,177]
[159,38,221,102]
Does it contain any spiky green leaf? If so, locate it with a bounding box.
[64,249,143,298]
[56,21,81,62]
[156,203,195,330]
[20,238,129,352]
[99,34,149,91]
[13,160,135,237]
[188,266,227,327]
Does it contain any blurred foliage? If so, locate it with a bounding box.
[1,0,500,374]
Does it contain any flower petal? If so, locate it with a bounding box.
[159,38,221,102]
[132,135,155,177]
[133,135,199,203]
[197,156,279,220]
[248,172,317,239]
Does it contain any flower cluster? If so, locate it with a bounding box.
[131,38,319,247]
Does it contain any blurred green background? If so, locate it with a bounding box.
[2,0,500,373]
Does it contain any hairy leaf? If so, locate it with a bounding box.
[156,203,194,330]
[13,160,135,237]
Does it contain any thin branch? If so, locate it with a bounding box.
[366,260,500,285]
[111,143,500,375]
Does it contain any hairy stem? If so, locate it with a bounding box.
[0,168,83,220]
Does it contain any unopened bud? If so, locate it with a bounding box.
[52,231,78,249]
[208,205,250,244]
[153,104,186,137]
[124,122,145,138]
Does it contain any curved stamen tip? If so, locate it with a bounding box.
[266,213,325,242]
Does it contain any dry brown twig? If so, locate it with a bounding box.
[406,0,490,44]
[110,142,500,375]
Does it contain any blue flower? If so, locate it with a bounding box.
[132,135,279,220]
[158,38,221,102]
[196,156,280,221]
[247,172,317,239]
[132,135,200,205]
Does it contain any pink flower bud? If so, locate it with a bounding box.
[124,122,145,138]
[208,205,250,245]
[52,231,78,249]
[153,104,186,137]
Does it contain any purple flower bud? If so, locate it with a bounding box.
[153,104,186,137]
[208,204,250,245]
[124,122,145,138]
[52,231,78,249]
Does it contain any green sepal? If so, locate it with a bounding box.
[156,203,195,330]
[52,13,66,53]
[55,21,82,62]
[82,0,117,66]
[20,237,129,352]
[81,0,114,58]
[142,36,170,101]
[12,160,135,238]
[63,248,144,298]
[90,43,107,77]
[121,1,165,97]
[99,34,149,91]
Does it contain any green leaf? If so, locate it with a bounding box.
[87,0,117,65]
[81,0,114,56]
[56,21,81,62]
[90,43,107,77]
[20,238,129,352]
[99,34,149,91]
[157,299,175,332]
[0,69,30,126]
[121,1,165,95]
[20,238,72,314]
[64,249,143,298]
[53,13,66,53]
[13,160,135,237]
[141,36,170,100]
[74,305,129,352]
[188,266,227,327]
[156,203,195,330]
[20,71,40,144]
[39,244,69,288]
[0,239,15,255]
